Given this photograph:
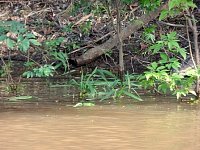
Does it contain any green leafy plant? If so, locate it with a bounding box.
[0,21,41,52]
[159,0,196,20]
[140,32,199,99]
[0,69,5,77]
[72,0,93,15]
[142,25,156,43]
[0,65,7,77]
[65,42,80,52]
[140,0,161,11]
[79,20,92,35]
[70,68,142,101]
[50,51,69,72]
[149,32,186,60]
[44,37,71,72]
[91,1,107,15]
[63,23,74,33]
[23,64,55,78]
[44,37,64,50]
[70,68,98,100]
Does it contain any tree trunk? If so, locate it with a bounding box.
[115,0,124,80]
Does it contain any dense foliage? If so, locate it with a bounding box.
[0,0,199,101]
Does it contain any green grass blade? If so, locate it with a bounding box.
[122,90,143,101]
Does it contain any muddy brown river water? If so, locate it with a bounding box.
[0,79,200,150]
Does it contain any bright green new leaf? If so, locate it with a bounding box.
[160,53,168,61]
[145,73,152,80]
[159,9,168,21]
[151,62,158,70]
[157,66,166,71]
[178,48,186,60]
[167,32,177,40]
[169,0,179,10]
[186,1,197,8]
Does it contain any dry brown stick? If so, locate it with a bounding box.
[157,21,185,27]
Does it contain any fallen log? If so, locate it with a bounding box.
[72,2,168,66]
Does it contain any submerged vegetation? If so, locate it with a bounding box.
[69,68,142,101]
[0,0,200,103]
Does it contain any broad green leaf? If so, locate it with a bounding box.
[157,66,166,71]
[167,32,177,40]
[151,62,158,70]
[185,1,196,9]
[159,9,168,21]
[21,38,30,52]
[168,41,179,50]
[171,62,180,70]
[158,84,168,93]
[17,35,24,42]
[178,48,186,59]
[29,39,41,46]
[23,71,34,78]
[0,35,7,41]
[25,33,35,39]
[169,0,178,10]
[44,68,51,76]
[149,42,163,54]
[160,53,168,61]
[145,73,152,80]
[6,38,16,49]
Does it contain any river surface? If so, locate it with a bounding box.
[0,79,200,150]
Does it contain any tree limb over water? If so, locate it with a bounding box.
[71,1,169,66]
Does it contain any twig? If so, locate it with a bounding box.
[157,21,185,27]
[69,31,112,54]
[74,13,93,26]
[186,19,196,69]
[68,45,94,54]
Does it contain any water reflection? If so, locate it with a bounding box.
[0,79,200,150]
[0,105,200,150]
